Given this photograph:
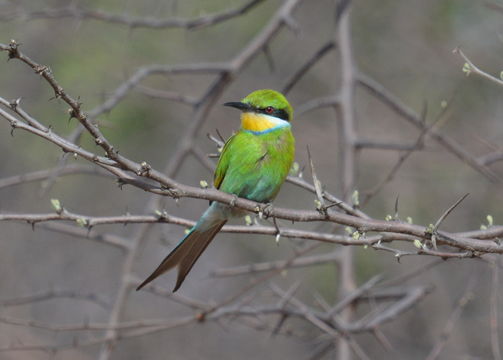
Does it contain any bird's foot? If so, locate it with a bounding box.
[257,202,274,219]
[229,194,239,208]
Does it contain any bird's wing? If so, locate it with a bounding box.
[214,132,266,191]
[213,131,278,201]
[213,133,236,190]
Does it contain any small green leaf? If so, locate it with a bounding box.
[155,210,162,217]
[50,199,61,212]
[75,218,87,227]
[487,215,494,227]
[244,215,252,226]
[406,216,413,224]
[199,180,208,189]
[462,62,472,76]
[345,226,353,234]
[385,214,392,221]
[481,224,488,230]
[289,161,300,176]
[351,190,360,206]
[413,239,422,248]
[352,231,360,240]
[184,228,191,235]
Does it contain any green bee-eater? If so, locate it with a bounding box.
[137,89,295,292]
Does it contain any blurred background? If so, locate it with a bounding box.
[1,0,503,359]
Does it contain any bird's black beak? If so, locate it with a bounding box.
[223,102,252,111]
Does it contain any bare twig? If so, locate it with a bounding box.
[335,5,358,360]
[0,289,109,308]
[282,41,336,94]
[430,193,470,249]
[0,164,108,189]
[453,47,503,88]
[210,251,341,277]
[0,0,266,30]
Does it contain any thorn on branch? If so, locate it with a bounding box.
[27,220,35,231]
[9,97,21,110]
[323,201,344,211]
[207,131,225,151]
[430,193,469,249]
[114,178,125,190]
[307,146,327,215]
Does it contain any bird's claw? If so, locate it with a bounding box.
[257,202,274,219]
[229,194,238,208]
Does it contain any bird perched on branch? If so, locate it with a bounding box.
[137,89,295,292]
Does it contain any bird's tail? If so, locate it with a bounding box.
[136,203,227,292]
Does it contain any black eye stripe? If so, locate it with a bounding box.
[257,107,290,121]
[274,109,290,121]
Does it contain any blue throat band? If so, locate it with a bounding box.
[242,123,290,135]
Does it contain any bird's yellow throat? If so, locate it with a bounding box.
[241,112,289,133]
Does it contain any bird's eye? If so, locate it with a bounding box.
[265,106,274,114]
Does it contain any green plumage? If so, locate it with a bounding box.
[215,128,295,203]
[137,89,295,292]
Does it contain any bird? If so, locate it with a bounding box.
[136,89,295,292]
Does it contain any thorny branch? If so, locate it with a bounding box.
[1,1,502,359]
[3,39,503,254]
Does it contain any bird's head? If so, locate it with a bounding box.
[224,89,293,133]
